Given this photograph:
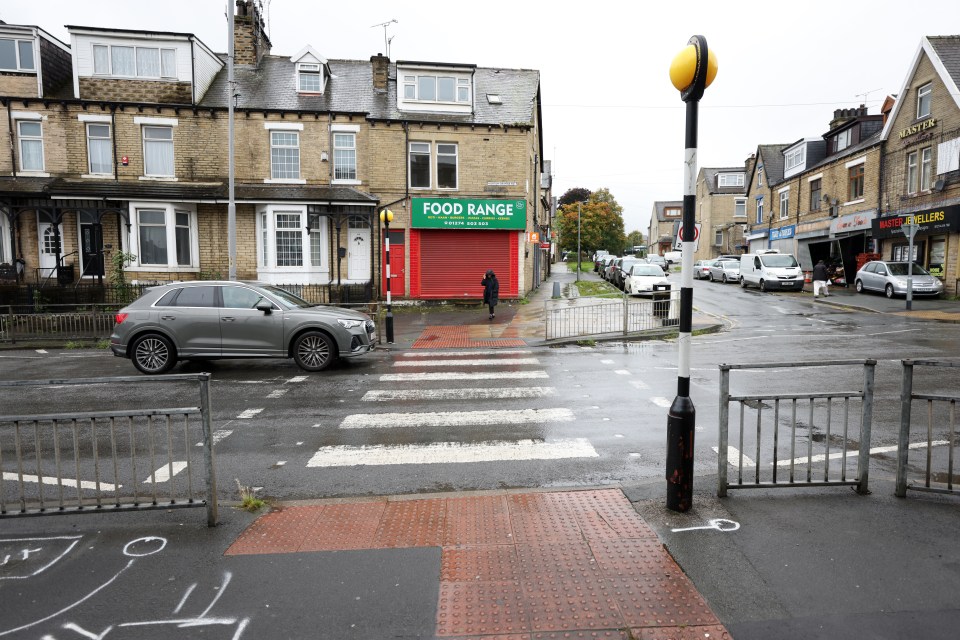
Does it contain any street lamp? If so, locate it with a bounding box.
[666,35,718,512]
[577,201,582,282]
[900,217,919,311]
[379,209,395,343]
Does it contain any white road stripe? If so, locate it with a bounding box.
[393,358,539,367]
[287,376,308,383]
[362,387,557,401]
[306,438,599,467]
[711,446,757,467]
[143,461,188,483]
[195,429,233,447]
[267,389,288,398]
[35,349,48,354]
[614,370,631,376]
[629,379,650,390]
[237,408,263,419]
[381,371,549,382]
[2,471,117,491]
[340,408,574,429]
[650,396,672,408]
[402,349,532,357]
[601,359,615,365]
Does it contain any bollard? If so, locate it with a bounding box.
[553,281,561,298]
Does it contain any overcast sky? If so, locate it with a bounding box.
[3,1,955,234]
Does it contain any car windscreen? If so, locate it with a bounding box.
[760,255,799,268]
[632,265,664,276]
[621,259,641,271]
[261,285,313,309]
[718,260,739,268]
[887,263,930,276]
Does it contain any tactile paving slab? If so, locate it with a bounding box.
[374,497,448,547]
[413,325,527,349]
[226,504,324,555]
[445,494,514,545]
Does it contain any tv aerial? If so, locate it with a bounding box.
[371,19,398,58]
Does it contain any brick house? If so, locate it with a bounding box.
[647,201,682,257]
[744,144,789,253]
[694,166,747,261]
[0,1,547,302]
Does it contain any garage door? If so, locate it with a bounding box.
[416,229,517,299]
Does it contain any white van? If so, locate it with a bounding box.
[739,252,804,291]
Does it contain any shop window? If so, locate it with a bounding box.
[928,237,945,278]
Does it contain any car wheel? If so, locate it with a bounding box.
[708,273,714,282]
[740,277,747,288]
[131,334,176,375]
[293,331,337,372]
[885,283,895,298]
[722,274,728,283]
[759,279,767,292]
[855,279,864,293]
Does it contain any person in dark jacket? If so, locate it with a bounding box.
[481,269,499,320]
[812,259,830,299]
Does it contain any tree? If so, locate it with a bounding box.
[558,187,591,207]
[626,230,645,248]
[556,188,626,257]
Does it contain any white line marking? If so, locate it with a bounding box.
[711,446,757,467]
[650,396,672,408]
[287,376,308,383]
[381,371,549,382]
[672,519,740,533]
[614,370,631,376]
[774,440,951,466]
[35,349,48,354]
[267,389,287,398]
[275,461,287,467]
[402,349,532,357]
[362,387,557,401]
[340,408,574,429]
[601,359,615,364]
[306,438,599,467]
[195,429,233,447]
[393,357,540,367]
[143,462,188,483]
[868,329,921,336]
[628,379,650,390]
[237,408,263,419]
[0,472,117,491]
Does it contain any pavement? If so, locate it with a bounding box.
[2,263,959,639]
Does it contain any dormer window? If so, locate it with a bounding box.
[784,147,805,172]
[717,173,744,187]
[0,38,35,71]
[835,129,851,152]
[92,44,175,78]
[298,63,321,92]
[402,73,471,104]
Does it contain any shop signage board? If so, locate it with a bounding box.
[411,197,526,230]
[769,225,796,241]
[830,210,876,236]
[871,204,960,239]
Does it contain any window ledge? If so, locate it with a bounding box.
[139,176,178,182]
[264,178,307,184]
[126,266,198,273]
[18,171,50,177]
[842,198,865,206]
[81,173,114,179]
[332,179,362,186]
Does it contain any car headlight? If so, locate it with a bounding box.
[895,279,908,286]
[337,318,364,329]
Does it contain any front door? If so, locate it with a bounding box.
[37,220,61,279]
[80,222,105,277]
[347,216,371,280]
[382,229,405,298]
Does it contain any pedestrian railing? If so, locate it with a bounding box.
[896,359,960,499]
[1,304,121,344]
[0,374,218,526]
[544,291,680,340]
[718,360,876,497]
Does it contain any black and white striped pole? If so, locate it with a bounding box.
[380,209,394,343]
[666,36,717,512]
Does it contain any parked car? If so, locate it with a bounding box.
[614,257,644,289]
[110,281,377,374]
[693,260,713,280]
[602,256,621,281]
[646,254,667,269]
[739,252,804,291]
[596,255,617,278]
[854,261,944,298]
[663,250,682,265]
[624,263,670,296]
[708,259,741,283]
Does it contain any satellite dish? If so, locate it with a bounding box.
[933,179,945,192]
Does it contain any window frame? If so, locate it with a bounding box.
[436,142,458,190]
[333,132,357,182]
[402,73,472,104]
[255,205,329,277]
[756,197,764,224]
[125,203,198,271]
[809,178,821,211]
[297,63,322,93]
[714,229,723,246]
[86,122,113,176]
[920,146,933,191]
[718,173,744,187]
[409,141,431,189]
[92,43,176,79]
[784,147,805,171]
[848,164,864,201]
[142,125,174,177]
[734,198,746,218]
[0,37,36,72]
[778,189,789,220]
[917,83,932,119]
[16,119,45,172]
[270,130,301,180]
[907,150,919,194]
[836,129,851,152]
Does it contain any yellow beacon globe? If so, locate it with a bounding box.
[670,45,718,91]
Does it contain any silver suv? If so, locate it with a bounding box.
[110,281,376,374]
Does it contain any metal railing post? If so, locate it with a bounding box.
[896,360,914,498]
[198,373,219,526]
[856,359,876,494]
[718,364,730,497]
[622,292,629,336]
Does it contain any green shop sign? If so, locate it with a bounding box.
[411,197,526,230]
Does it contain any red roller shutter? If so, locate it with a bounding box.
[418,229,516,299]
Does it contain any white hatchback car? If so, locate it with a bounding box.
[624,263,670,296]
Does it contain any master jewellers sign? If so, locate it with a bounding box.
[871,205,960,239]
[412,197,526,230]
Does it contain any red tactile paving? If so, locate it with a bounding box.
[412,325,528,349]
[226,489,728,638]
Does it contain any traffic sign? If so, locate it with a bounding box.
[674,223,701,251]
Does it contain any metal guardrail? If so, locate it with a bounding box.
[1,304,121,344]
[0,374,218,526]
[544,291,680,340]
[718,360,876,497]
[896,359,960,498]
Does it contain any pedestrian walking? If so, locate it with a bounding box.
[812,259,830,299]
[481,269,499,320]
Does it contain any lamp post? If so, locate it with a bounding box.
[380,209,395,343]
[666,35,718,512]
[901,217,918,311]
[576,201,582,282]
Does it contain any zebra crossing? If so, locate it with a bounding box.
[306,349,599,468]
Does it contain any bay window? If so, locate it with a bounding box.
[128,204,197,270]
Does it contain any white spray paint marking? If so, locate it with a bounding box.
[402,349,532,357]
[614,370,631,376]
[275,461,287,467]
[267,389,288,399]
[35,349,48,354]
[1,472,117,492]
[142,461,188,484]
[362,387,557,401]
[381,371,549,382]
[0,535,81,579]
[672,519,740,533]
[628,379,650,390]
[195,429,233,447]
[236,408,263,419]
[307,438,599,467]
[650,396,672,408]
[287,376,308,383]
[393,357,539,367]
[340,408,574,429]
[711,446,757,467]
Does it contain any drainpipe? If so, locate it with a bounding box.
[111,107,118,181]
[6,102,17,179]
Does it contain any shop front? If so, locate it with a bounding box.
[408,197,524,300]
[746,230,768,253]
[872,204,960,295]
[768,224,796,254]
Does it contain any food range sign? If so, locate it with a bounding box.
[411,198,526,230]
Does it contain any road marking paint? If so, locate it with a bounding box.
[650,396,672,408]
[362,387,557,401]
[614,369,631,376]
[628,379,650,390]
[237,408,263,419]
[868,329,921,336]
[306,438,599,467]
[195,429,233,447]
[711,446,757,467]
[393,357,540,367]
[287,376,308,383]
[401,349,532,357]
[275,461,287,466]
[601,359,615,364]
[773,440,951,466]
[267,389,288,399]
[672,518,740,533]
[1,472,117,491]
[143,461,188,483]
[35,349,48,354]
[381,371,549,382]
[340,408,574,429]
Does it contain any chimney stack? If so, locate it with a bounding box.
[829,104,868,130]
[234,0,271,66]
[371,53,390,91]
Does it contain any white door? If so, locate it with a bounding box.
[347,216,370,281]
[37,221,61,278]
